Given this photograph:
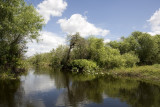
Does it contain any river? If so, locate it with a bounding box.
[0,67,160,107]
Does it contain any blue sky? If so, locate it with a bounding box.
[26,0,160,56]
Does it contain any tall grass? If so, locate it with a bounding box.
[107,64,160,83]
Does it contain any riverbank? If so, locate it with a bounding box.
[0,72,16,80]
[1,64,160,85]
[106,64,160,85]
[0,68,28,80]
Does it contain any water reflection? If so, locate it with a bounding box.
[0,67,160,107]
[0,79,20,107]
[21,70,56,94]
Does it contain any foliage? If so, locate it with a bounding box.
[136,33,159,64]
[70,59,99,73]
[103,47,126,69]
[28,52,53,67]
[71,37,89,60]
[87,37,126,69]
[51,45,69,67]
[87,37,106,66]
[28,31,160,74]
[108,31,160,65]
[109,64,160,83]
[0,72,15,80]
[0,0,44,73]
[153,35,160,63]
[122,52,139,67]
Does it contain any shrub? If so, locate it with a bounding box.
[104,55,126,69]
[122,53,139,67]
[70,59,99,73]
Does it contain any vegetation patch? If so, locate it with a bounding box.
[0,71,16,80]
[108,64,160,84]
[70,59,99,74]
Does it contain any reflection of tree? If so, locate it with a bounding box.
[55,72,107,106]
[29,67,160,107]
[55,73,160,107]
[117,82,160,107]
[102,77,160,107]
[0,79,21,107]
[34,66,71,89]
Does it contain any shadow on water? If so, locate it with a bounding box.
[0,79,21,107]
[0,67,160,107]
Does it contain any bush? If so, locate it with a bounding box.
[70,59,99,73]
[104,55,126,69]
[122,53,139,67]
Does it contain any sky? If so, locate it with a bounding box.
[25,0,160,56]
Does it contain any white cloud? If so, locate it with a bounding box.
[57,14,110,37]
[147,8,160,35]
[26,31,65,57]
[37,0,67,23]
[104,39,111,43]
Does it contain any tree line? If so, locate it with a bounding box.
[29,32,160,73]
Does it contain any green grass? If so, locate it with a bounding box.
[106,64,160,85]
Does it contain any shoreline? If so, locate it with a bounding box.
[1,64,160,86]
[105,64,160,86]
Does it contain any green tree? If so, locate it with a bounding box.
[136,33,159,64]
[71,37,89,60]
[66,33,85,63]
[0,0,44,72]
[122,52,139,67]
[88,37,126,69]
[51,45,68,67]
[153,35,160,63]
[108,31,160,65]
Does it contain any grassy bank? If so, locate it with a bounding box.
[107,64,160,85]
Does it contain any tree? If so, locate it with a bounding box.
[87,37,126,69]
[66,33,84,63]
[154,35,160,63]
[71,37,88,60]
[0,0,44,72]
[136,33,159,64]
[108,31,159,65]
[51,45,68,67]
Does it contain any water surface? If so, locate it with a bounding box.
[0,68,160,107]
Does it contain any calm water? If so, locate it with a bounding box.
[0,68,160,107]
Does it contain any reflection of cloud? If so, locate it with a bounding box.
[56,90,68,106]
[21,70,56,95]
[103,94,108,99]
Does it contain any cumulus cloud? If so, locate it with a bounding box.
[37,0,67,23]
[26,31,65,57]
[57,14,110,37]
[147,8,160,35]
[104,39,111,43]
